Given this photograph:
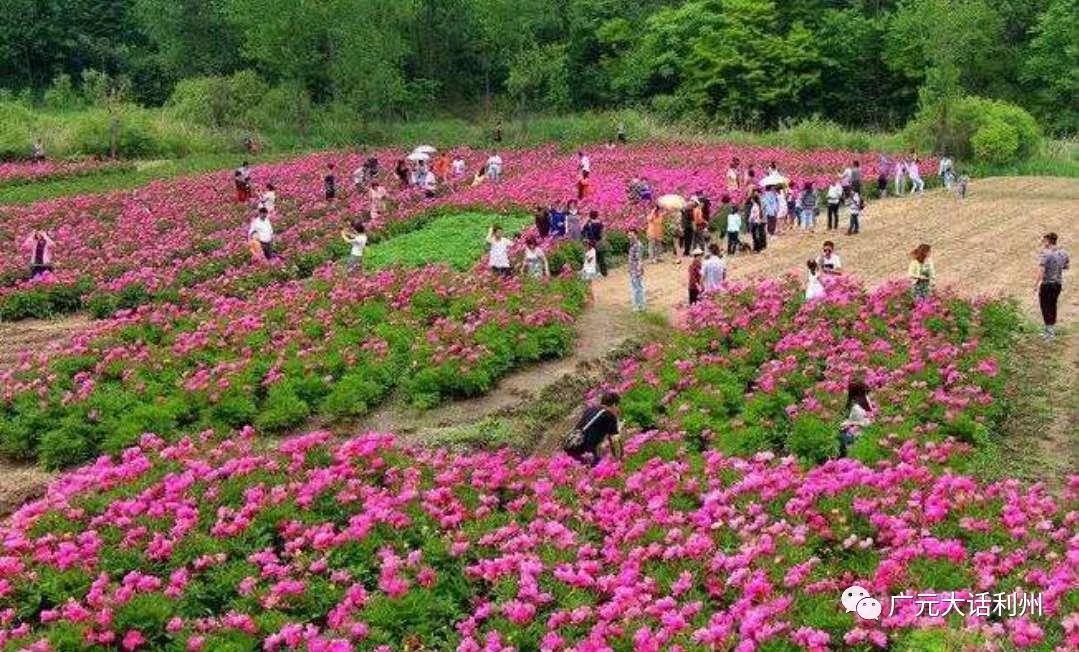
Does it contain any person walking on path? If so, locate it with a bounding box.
[763,185,779,237]
[850,160,862,195]
[826,179,843,231]
[582,211,607,276]
[688,247,704,305]
[702,244,726,293]
[341,221,367,273]
[908,243,935,301]
[679,201,695,260]
[726,204,743,255]
[877,154,891,198]
[24,230,56,279]
[487,225,513,277]
[248,207,275,260]
[563,391,623,466]
[799,182,818,232]
[1037,232,1070,341]
[847,189,864,235]
[627,228,646,312]
[748,194,767,252]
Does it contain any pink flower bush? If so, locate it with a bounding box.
[594,274,1014,463]
[0,159,128,185]
[0,429,1071,650]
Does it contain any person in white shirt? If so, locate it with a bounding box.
[577,151,591,174]
[486,224,512,276]
[451,157,465,177]
[805,259,825,300]
[248,207,274,259]
[816,241,843,275]
[485,153,503,182]
[259,183,276,215]
[353,165,367,190]
[701,244,727,292]
[826,180,843,231]
[341,221,367,273]
[725,207,743,255]
[422,171,437,197]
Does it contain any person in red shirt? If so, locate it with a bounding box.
[688,247,704,304]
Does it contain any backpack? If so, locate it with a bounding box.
[562,408,607,452]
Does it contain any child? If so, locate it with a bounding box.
[725,204,743,255]
[581,240,600,283]
[805,259,825,300]
[341,221,367,273]
[847,190,863,235]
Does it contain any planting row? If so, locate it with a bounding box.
[0,144,934,321]
[596,275,1020,464]
[0,159,131,187]
[0,428,1072,650]
[0,264,587,468]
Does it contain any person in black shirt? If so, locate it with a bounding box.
[581,211,607,276]
[534,205,551,239]
[324,163,337,200]
[564,391,622,466]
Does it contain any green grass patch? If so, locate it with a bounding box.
[365,211,531,272]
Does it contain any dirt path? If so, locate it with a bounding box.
[1,177,1076,516]
[369,177,1079,462]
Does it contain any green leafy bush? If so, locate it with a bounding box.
[254,383,311,433]
[786,415,839,464]
[971,121,1020,165]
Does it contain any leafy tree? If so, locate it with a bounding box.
[1021,0,1078,134]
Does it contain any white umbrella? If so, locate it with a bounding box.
[406,151,430,162]
[656,194,686,211]
[759,172,789,187]
[414,145,438,155]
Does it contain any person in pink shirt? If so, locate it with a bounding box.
[23,230,56,279]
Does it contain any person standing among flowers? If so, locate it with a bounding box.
[563,391,623,466]
[702,244,727,292]
[486,152,503,182]
[395,159,409,189]
[938,154,954,189]
[805,259,825,300]
[908,243,935,301]
[687,247,704,304]
[566,199,582,240]
[850,160,862,195]
[893,157,906,196]
[487,225,513,277]
[726,158,740,192]
[24,230,56,279]
[548,202,567,238]
[533,205,551,239]
[234,161,252,202]
[877,153,891,198]
[839,378,874,457]
[521,237,550,279]
[341,221,367,273]
[908,155,925,194]
[627,228,646,311]
[248,206,274,260]
[1036,232,1070,341]
[368,182,387,220]
[259,183,276,216]
[324,163,337,200]
[582,211,607,276]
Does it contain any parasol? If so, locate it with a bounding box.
[758,172,789,187]
[656,194,686,210]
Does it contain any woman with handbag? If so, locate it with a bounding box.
[562,391,623,465]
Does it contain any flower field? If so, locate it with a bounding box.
[0,426,1072,651]
[598,275,1019,465]
[0,144,932,322]
[0,263,585,468]
[0,160,131,188]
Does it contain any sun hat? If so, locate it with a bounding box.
[691,247,704,256]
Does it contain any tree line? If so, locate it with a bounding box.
[0,0,1074,135]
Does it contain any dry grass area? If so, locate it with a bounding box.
[0,176,1076,515]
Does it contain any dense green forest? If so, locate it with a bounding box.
[0,0,1074,158]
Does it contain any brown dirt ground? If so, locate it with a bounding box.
[1,177,1076,514]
